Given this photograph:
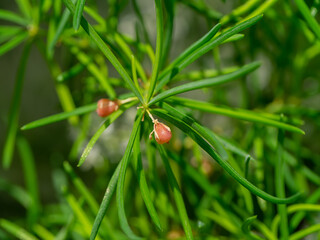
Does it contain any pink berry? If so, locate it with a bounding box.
[154,121,172,144]
[96,99,119,117]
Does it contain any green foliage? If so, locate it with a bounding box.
[1,0,320,239]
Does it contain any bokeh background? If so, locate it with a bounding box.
[1,0,320,239]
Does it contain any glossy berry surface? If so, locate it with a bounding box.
[96,99,119,117]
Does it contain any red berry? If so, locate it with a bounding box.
[154,121,172,144]
[96,99,119,117]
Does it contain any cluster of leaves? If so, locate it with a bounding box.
[1,0,320,239]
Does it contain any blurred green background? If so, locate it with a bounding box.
[1,0,320,239]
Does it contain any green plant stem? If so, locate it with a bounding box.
[152,107,301,204]
[294,0,320,40]
[157,145,194,240]
[272,203,320,235]
[146,0,164,102]
[155,14,263,92]
[275,128,288,240]
[90,163,121,240]
[79,101,137,167]
[62,0,145,104]
[149,61,260,106]
[241,216,264,240]
[167,97,304,134]
[3,40,32,169]
[133,130,162,232]
[289,224,320,240]
[17,136,40,228]
[116,111,144,240]
[21,103,96,130]
[0,219,37,240]
[73,0,86,30]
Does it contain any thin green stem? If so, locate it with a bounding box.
[157,145,194,240]
[73,0,86,30]
[3,40,32,169]
[146,0,163,102]
[116,111,144,240]
[152,107,301,204]
[63,0,145,104]
[275,127,288,240]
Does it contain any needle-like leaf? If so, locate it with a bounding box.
[90,163,121,240]
[3,41,31,169]
[151,107,302,204]
[78,101,137,167]
[116,111,144,239]
[294,0,320,40]
[21,103,96,131]
[133,131,162,232]
[155,14,263,92]
[167,97,305,134]
[0,9,30,26]
[157,145,194,240]
[62,0,145,104]
[73,0,86,30]
[149,61,260,105]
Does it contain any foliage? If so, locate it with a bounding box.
[1,0,320,239]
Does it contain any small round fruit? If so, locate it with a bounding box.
[96,99,119,117]
[154,121,172,144]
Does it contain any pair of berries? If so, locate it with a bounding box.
[96,98,171,144]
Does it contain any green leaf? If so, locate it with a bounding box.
[78,101,137,167]
[17,136,40,227]
[21,103,96,130]
[146,0,164,102]
[3,41,32,169]
[241,216,264,240]
[215,135,252,159]
[294,0,320,40]
[32,225,55,240]
[168,97,305,134]
[272,203,320,236]
[47,4,73,58]
[289,224,320,240]
[155,14,263,92]
[62,0,145,104]
[151,107,301,204]
[83,6,106,27]
[166,151,222,200]
[161,102,228,160]
[0,219,37,240]
[159,23,221,81]
[63,162,99,211]
[149,61,260,105]
[116,111,144,239]
[0,9,30,26]
[275,128,289,239]
[63,161,116,239]
[222,33,244,43]
[90,163,121,240]
[0,26,23,44]
[114,33,148,83]
[56,62,86,83]
[0,31,29,57]
[64,191,95,238]
[157,145,194,240]
[15,0,32,20]
[0,177,31,208]
[133,131,162,232]
[70,46,116,98]
[73,0,86,30]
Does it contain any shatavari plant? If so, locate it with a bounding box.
[1,0,320,239]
